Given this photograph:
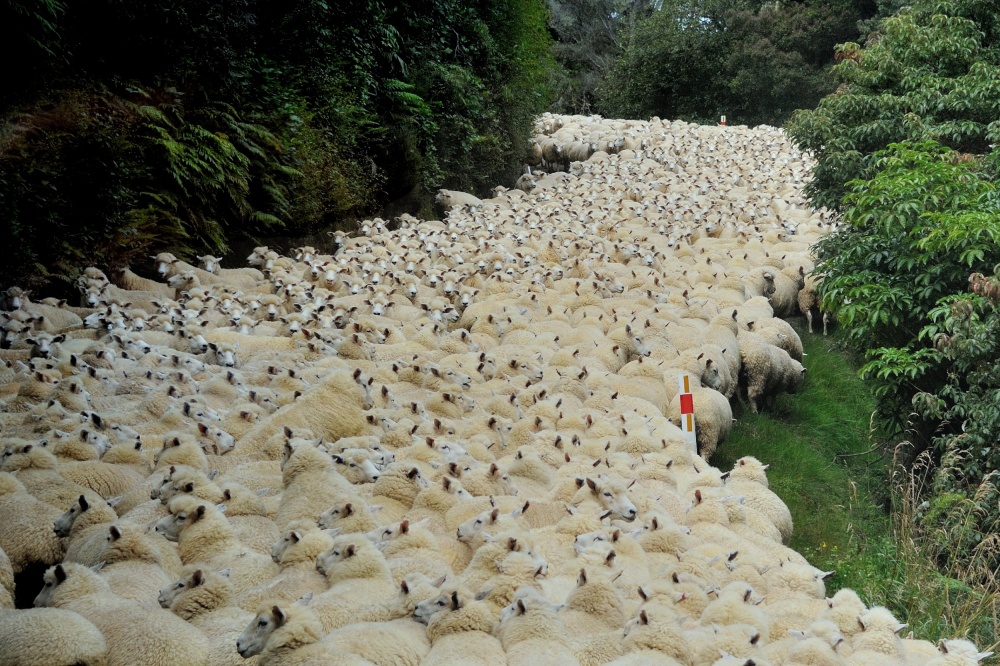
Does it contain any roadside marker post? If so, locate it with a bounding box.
[678,373,697,454]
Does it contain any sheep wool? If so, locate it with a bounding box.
[0,111,984,666]
[0,607,108,666]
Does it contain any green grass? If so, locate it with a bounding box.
[712,321,1000,656]
[713,324,891,592]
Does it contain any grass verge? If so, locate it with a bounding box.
[712,322,1000,656]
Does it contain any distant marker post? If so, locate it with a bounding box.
[720,115,726,126]
[678,373,697,454]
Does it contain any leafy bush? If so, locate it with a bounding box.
[786,0,1000,210]
[0,0,554,289]
[813,141,1000,441]
[0,86,291,289]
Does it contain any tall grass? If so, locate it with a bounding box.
[713,324,1000,656]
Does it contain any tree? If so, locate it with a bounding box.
[600,0,873,127]
[786,0,1000,210]
[546,0,644,114]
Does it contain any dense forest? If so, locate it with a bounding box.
[5,0,1000,626]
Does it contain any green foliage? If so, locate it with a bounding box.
[601,0,871,127]
[546,0,638,114]
[786,0,1000,210]
[1,0,554,287]
[813,141,1000,436]
[0,86,292,288]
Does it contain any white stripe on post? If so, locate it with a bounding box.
[678,373,697,454]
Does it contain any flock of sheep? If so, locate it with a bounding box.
[0,112,990,666]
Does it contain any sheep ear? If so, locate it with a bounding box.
[109,525,122,541]
[192,570,204,586]
[586,477,598,492]
[345,544,356,558]
[195,505,206,520]
[272,606,287,627]
[451,591,461,610]
[516,599,527,615]
[400,520,410,534]
[79,495,90,511]
[54,564,67,583]
[639,610,649,625]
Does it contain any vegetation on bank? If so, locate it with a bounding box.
[778,0,1000,602]
[0,0,554,290]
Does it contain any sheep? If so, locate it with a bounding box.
[417,586,508,666]
[498,586,581,665]
[621,606,693,665]
[236,601,373,665]
[849,605,907,661]
[155,494,278,594]
[235,371,368,459]
[311,536,396,631]
[93,522,177,605]
[666,384,733,459]
[0,607,108,666]
[927,639,993,665]
[196,254,265,288]
[321,617,431,666]
[568,474,638,521]
[111,266,174,296]
[561,567,627,665]
[2,112,980,666]
[435,189,484,211]
[794,274,832,339]
[0,546,12,608]
[738,330,807,413]
[0,472,64,574]
[35,562,210,666]
[238,520,332,610]
[275,435,358,529]
[159,567,257,666]
[748,317,804,362]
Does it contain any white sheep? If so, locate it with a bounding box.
[34,562,210,666]
[0,607,108,666]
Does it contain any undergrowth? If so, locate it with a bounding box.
[713,323,1000,655]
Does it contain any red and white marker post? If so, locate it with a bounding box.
[678,373,697,454]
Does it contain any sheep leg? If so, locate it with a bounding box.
[805,309,813,334]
